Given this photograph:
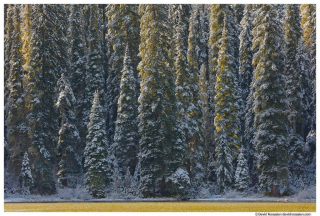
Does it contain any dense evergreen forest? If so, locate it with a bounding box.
[4,4,316,199]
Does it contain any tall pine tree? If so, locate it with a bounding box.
[84,5,105,127]
[283,5,305,179]
[112,45,139,176]
[6,4,30,179]
[68,4,87,155]
[240,4,257,187]
[214,12,241,192]
[186,6,206,187]
[56,74,82,187]
[138,4,188,198]
[84,91,109,198]
[106,5,140,143]
[27,4,68,194]
[252,5,289,196]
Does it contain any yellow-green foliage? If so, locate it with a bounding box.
[4,202,316,212]
[21,4,32,72]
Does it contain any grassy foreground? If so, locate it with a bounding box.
[4,202,316,212]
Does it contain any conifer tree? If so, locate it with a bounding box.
[111,166,123,196]
[239,5,257,186]
[283,5,305,177]
[56,74,82,186]
[301,4,316,71]
[252,5,289,196]
[199,5,209,70]
[198,7,214,160]
[4,4,14,88]
[186,6,206,186]
[199,64,212,180]
[173,4,190,150]
[208,5,225,140]
[21,4,32,72]
[84,5,105,127]
[208,5,240,160]
[239,5,254,116]
[4,5,14,147]
[301,4,316,129]
[112,45,139,176]
[214,13,241,192]
[84,91,109,198]
[7,4,30,179]
[235,148,249,191]
[68,4,87,153]
[301,4,316,186]
[27,4,68,194]
[19,152,34,195]
[106,5,140,143]
[138,4,188,197]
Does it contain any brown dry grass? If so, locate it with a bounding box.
[4,202,316,212]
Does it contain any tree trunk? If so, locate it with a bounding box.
[271,184,280,196]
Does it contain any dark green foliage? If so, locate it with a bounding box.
[84,91,109,198]
[6,5,30,179]
[252,5,289,195]
[19,152,34,195]
[138,4,188,198]
[112,46,139,176]
[27,4,69,195]
[68,4,87,154]
[214,12,241,192]
[84,5,105,127]
[56,74,82,187]
[240,5,257,187]
[283,5,305,179]
[186,6,206,187]
[106,5,140,144]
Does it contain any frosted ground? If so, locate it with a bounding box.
[4,185,316,203]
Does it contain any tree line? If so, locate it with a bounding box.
[4,4,316,199]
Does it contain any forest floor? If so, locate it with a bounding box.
[4,202,316,212]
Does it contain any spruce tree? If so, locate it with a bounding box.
[235,148,249,191]
[68,4,87,154]
[239,5,254,117]
[84,4,104,127]
[7,4,30,179]
[208,5,225,142]
[199,64,212,181]
[112,45,139,176]
[138,4,188,197]
[4,4,14,90]
[56,74,82,187]
[19,152,34,195]
[300,5,316,129]
[214,13,241,192]
[106,5,140,143]
[4,5,14,150]
[27,4,68,194]
[301,4,316,186]
[283,5,305,178]
[208,6,241,170]
[240,4,257,186]
[186,6,206,186]
[252,5,289,196]
[173,4,190,153]
[84,91,109,198]
[21,4,32,72]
